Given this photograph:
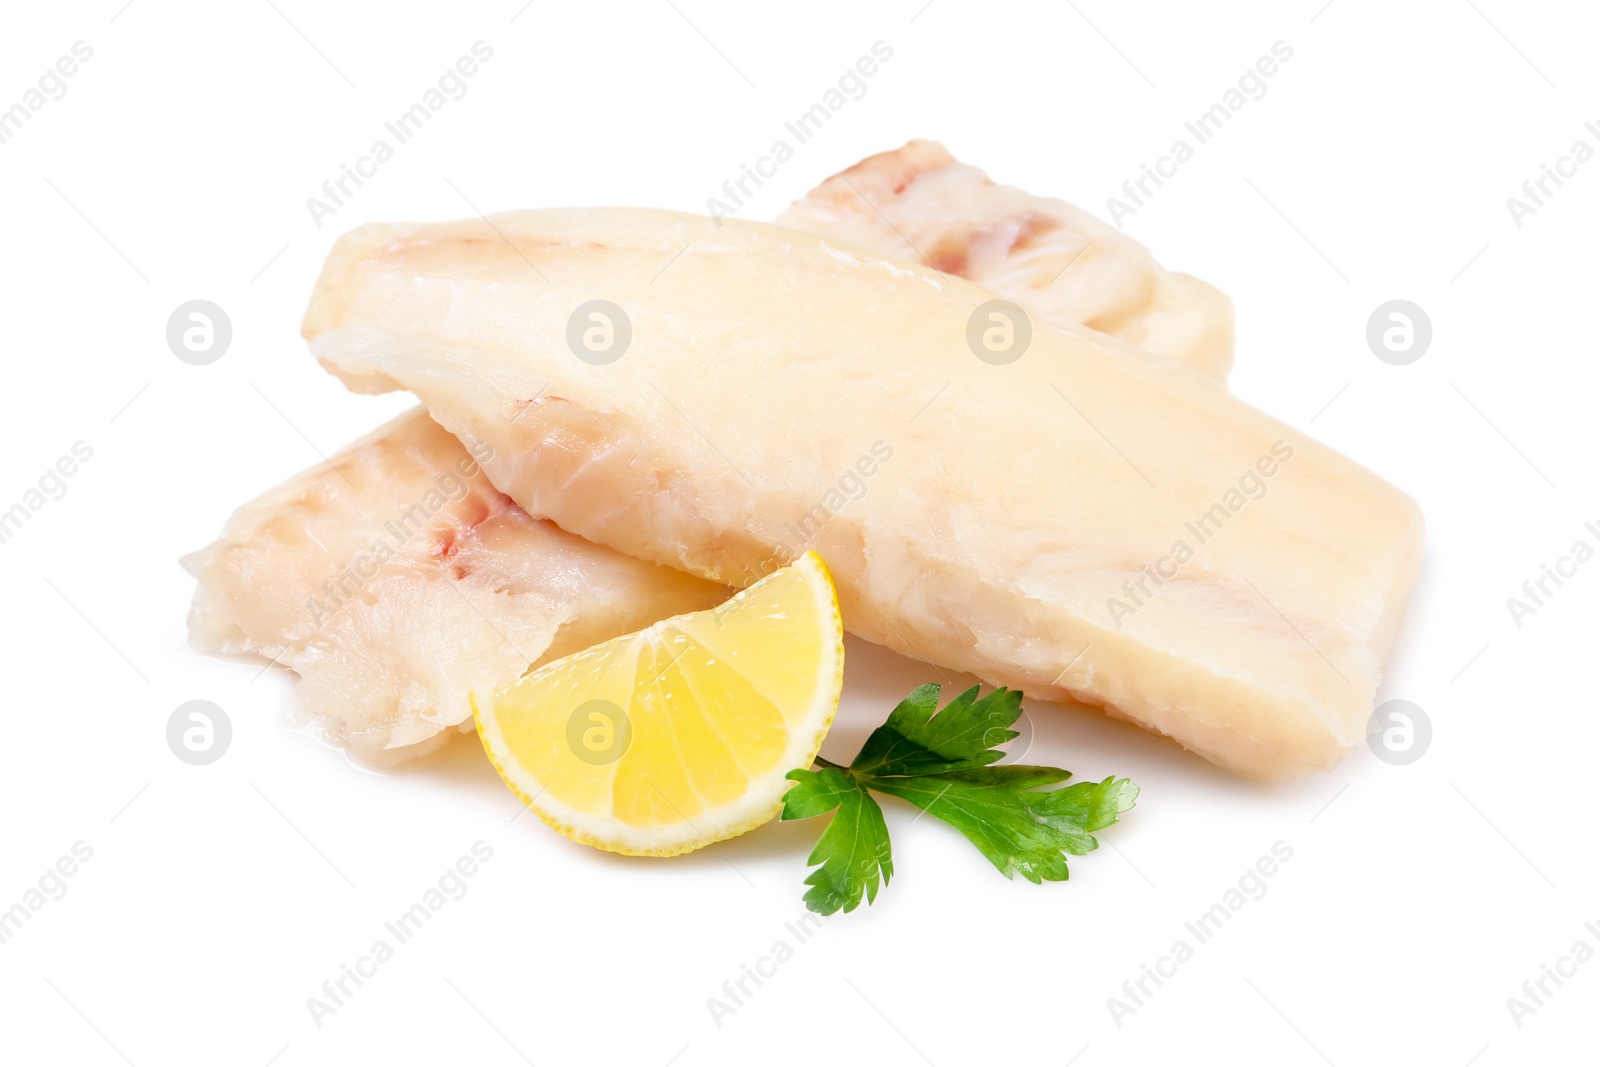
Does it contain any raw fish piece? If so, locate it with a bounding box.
[303,208,1422,781]
[186,144,1227,767]
[777,139,1234,378]
[182,408,725,763]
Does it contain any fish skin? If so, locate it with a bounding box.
[775,139,1235,378]
[181,408,725,763]
[302,208,1423,781]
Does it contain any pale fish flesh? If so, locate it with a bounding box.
[303,208,1422,781]
[776,139,1235,378]
[182,408,725,763]
[185,146,1197,765]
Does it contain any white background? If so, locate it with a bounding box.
[1,1,1594,1064]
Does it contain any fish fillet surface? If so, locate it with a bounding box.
[777,139,1235,378]
[303,208,1422,782]
[185,145,1229,766]
[182,408,725,763]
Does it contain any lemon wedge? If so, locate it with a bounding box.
[474,551,845,856]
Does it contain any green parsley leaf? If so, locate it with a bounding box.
[781,684,1138,914]
[868,770,1139,884]
[781,765,893,914]
[850,683,1021,777]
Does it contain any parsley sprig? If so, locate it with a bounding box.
[781,684,1138,914]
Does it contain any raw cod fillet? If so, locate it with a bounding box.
[184,144,1219,765]
[181,408,724,763]
[777,139,1235,379]
[302,208,1423,781]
